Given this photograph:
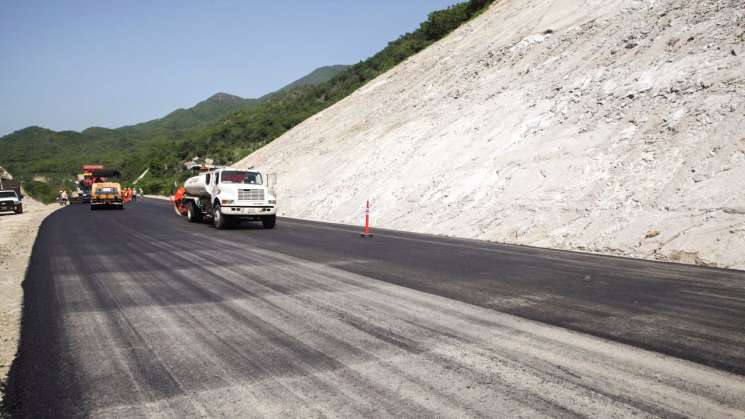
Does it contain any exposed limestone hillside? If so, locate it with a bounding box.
[237,0,745,269]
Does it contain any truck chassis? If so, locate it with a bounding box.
[181,195,276,230]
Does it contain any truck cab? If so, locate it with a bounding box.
[90,182,124,210]
[183,168,277,229]
[0,190,23,214]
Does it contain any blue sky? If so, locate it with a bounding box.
[0,0,456,136]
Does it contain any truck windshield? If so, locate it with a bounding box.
[0,191,17,198]
[221,171,263,185]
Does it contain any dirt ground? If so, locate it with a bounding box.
[0,197,57,386]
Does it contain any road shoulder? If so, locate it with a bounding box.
[0,198,58,396]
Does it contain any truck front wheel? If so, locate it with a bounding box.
[187,202,203,223]
[262,215,276,229]
[14,205,23,214]
[213,204,228,230]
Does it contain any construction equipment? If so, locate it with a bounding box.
[90,169,124,210]
[71,165,107,203]
[172,164,277,230]
[82,165,104,187]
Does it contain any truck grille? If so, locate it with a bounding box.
[238,189,264,201]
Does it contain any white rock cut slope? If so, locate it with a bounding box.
[236,0,745,269]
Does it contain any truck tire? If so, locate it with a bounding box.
[262,215,276,229]
[187,202,202,223]
[14,205,23,214]
[213,204,228,230]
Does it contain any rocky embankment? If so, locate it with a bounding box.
[237,0,745,269]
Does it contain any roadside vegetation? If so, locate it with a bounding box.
[0,94,258,203]
[0,0,497,201]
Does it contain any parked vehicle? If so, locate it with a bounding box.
[0,178,22,199]
[0,178,23,214]
[0,190,23,214]
[172,167,277,230]
[70,186,91,204]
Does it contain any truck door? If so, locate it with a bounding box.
[267,173,277,196]
[213,171,220,197]
[203,172,211,197]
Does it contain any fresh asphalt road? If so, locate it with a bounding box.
[3,198,745,418]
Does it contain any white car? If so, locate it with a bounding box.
[0,190,23,214]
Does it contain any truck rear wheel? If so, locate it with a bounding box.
[262,215,276,229]
[187,202,202,223]
[213,204,228,230]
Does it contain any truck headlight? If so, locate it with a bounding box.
[221,199,234,205]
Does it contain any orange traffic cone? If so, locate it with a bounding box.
[360,200,373,238]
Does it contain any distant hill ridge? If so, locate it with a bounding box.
[266,65,350,97]
[0,64,348,202]
[2,64,347,138]
[205,92,245,102]
[121,92,257,135]
[1,0,499,202]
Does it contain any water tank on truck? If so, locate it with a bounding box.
[183,173,211,198]
[173,167,277,230]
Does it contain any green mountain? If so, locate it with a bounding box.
[0,67,346,203]
[0,93,255,202]
[136,0,497,192]
[124,93,258,135]
[266,65,350,97]
[0,0,496,203]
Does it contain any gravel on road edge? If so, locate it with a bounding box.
[0,198,58,404]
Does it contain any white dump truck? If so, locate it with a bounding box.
[173,167,277,230]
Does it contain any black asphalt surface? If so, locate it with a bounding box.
[3,198,745,417]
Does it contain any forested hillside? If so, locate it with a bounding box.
[267,65,350,96]
[135,0,497,194]
[0,0,496,202]
[0,67,345,202]
[124,93,258,136]
[0,92,257,202]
